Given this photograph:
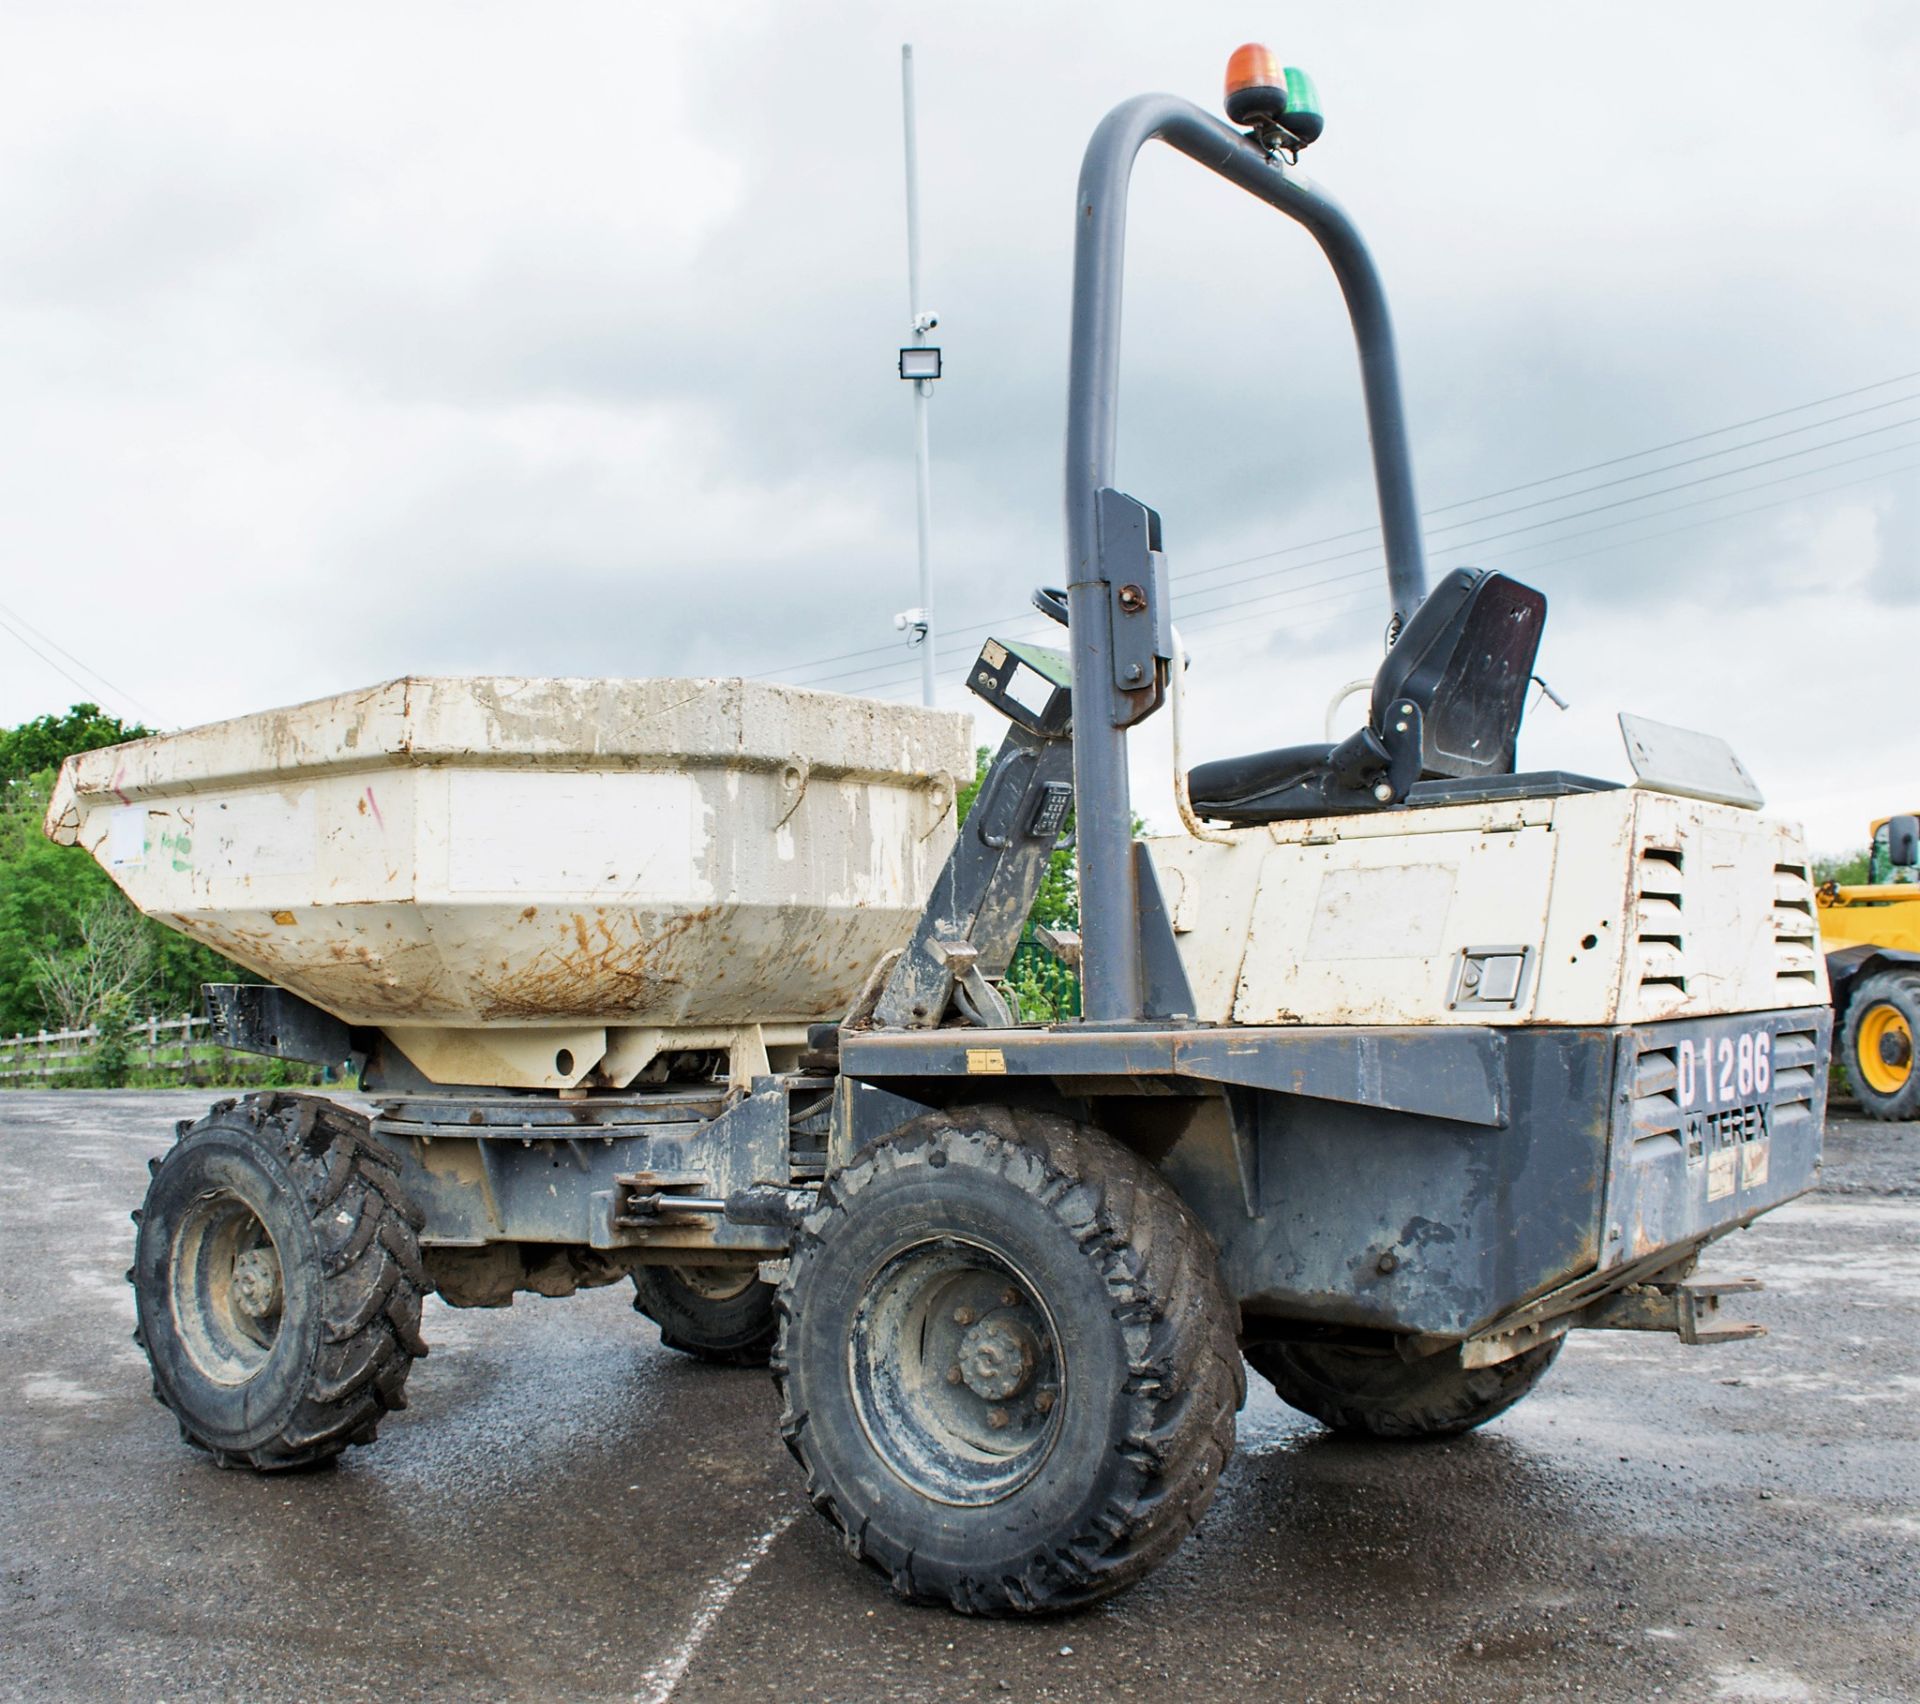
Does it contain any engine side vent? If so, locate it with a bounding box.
[1635,845,1687,998]
[1629,1042,1681,1146]
[1768,1025,1821,1129]
[1771,862,1820,994]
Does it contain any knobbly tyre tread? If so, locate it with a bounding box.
[772,1106,1244,1615]
[631,1267,779,1367]
[1841,970,1920,1122]
[130,1092,427,1471]
[1245,1336,1563,1440]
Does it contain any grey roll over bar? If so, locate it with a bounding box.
[1063,94,1430,1022]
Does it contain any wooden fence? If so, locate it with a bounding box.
[0,1014,218,1083]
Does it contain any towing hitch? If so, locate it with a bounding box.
[1584,1276,1767,1346]
[1460,1276,1765,1369]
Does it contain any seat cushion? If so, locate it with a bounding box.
[1187,743,1335,814]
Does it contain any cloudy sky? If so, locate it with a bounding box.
[0,1,1914,853]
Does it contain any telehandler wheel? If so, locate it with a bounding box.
[129,1093,429,1471]
[773,1106,1243,1616]
[632,1265,778,1366]
[1842,971,1920,1121]
[1246,1336,1562,1441]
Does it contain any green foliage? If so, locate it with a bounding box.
[0,703,150,793]
[1003,945,1079,1023]
[957,745,1080,930]
[957,744,1082,1021]
[88,993,134,1088]
[0,706,253,1039]
[1814,848,1871,887]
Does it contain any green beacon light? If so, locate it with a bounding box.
[1281,66,1323,146]
[1222,44,1323,150]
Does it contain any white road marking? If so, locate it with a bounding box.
[1711,1665,1813,1701]
[22,1374,106,1407]
[632,1513,797,1704]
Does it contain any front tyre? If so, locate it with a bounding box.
[1246,1337,1562,1440]
[1842,971,1920,1121]
[774,1107,1243,1616]
[130,1093,428,1470]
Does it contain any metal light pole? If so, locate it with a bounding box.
[900,43,938,707]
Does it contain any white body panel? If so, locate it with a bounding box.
[1146,788,1824,1028]
[47,677,972,1088]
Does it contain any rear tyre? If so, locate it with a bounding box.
[774,1106,1243,1616]
[632,1266,778,1366]
[130,1093,428,1471]
[1246,1337,1562,1440]
[1842,971,1920,1121]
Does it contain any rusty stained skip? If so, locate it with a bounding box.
[44,675,970,1088]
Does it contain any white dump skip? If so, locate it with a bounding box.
[47,677,972,1088]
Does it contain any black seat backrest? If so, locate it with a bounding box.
[1371,567,1546,779]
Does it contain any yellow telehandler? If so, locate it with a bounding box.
[1820,811,1920,1119]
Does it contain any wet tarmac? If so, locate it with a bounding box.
[1,1090,1915,1703]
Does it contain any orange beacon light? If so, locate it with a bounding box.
[1224,45,1324,147]
[1224,43,1286,127]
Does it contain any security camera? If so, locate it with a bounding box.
[913,311,939,334]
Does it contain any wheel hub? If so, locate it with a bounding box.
[230,1247,282,1319]
[849,1238,1065,1507]
[169,1191,285,1384]
[1858,1002,1914,1095]
[956,1315,1038,1401]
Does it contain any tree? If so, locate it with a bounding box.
[32,897,155,1029]
[0,704,149,795]
[1814,848,1871,886]
[956,745,1078,929]
[956,745,1082,1020]
[0,709,253,1037]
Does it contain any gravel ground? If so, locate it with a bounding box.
[1,1090,1914,1703]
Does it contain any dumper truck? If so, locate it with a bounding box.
[49,46,1832,1615]
[1819,810,1920,1119]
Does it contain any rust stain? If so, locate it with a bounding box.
[471,905,722,1022]
[179,914,458,1022]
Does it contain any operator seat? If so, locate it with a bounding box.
[1187,567,1547,825]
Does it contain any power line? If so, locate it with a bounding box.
[753,368,1920,692]
[1171,405,1920,603]
[1407,394,1920,538]
[1186,383,1920,583]
[0,615,126,713]
[0,597,154,719]
[1454,438,1920,568]
[1478,456,1920,580]
[791,415,1920,695]
[837,452,1920,702]
[1168,454,1920,683]
[1180,428,1920,616]
[1423,369,1920,514]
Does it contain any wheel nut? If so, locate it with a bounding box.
[1035,1389,1056,1415]
[946,1363,963,1386]
[953,1306,975,1327]
[231,1248,281,1319]
[987,1408,1009,1430]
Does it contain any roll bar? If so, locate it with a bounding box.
[1065,94,1429,1023]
